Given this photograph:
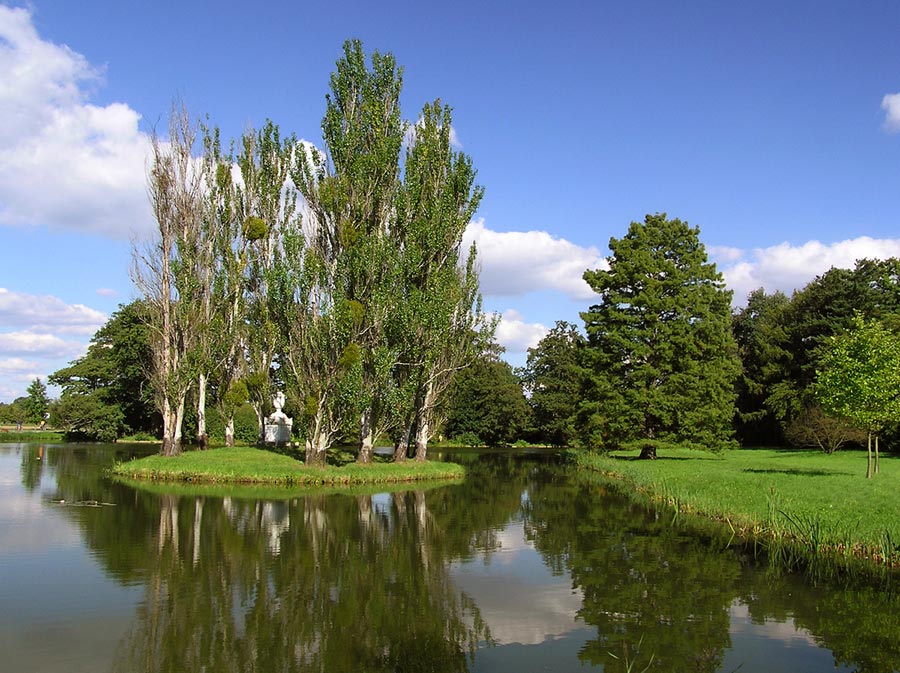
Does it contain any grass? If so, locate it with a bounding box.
[573,447,900,576]
[0,430,65,442]
[111,445,465,486]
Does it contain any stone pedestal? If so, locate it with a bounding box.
[265,422,292,445]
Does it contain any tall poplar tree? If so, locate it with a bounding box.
[236,121,298,442]
[288,40,405,464]
[132,105,206,456]
[580,213,739,458]
[392,101,491,461]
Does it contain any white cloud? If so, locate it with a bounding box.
[0,6,153,238]
[707,245,744,263]
[881,92,900,133]
[720,236,900,304]
[495,309,548,355]
[0,331,86,358]
[0,288,107,335]
[0,288,106,401]
[95,287,118,297]
[464,219,605,300]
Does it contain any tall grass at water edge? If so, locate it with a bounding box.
[573,448,900,583]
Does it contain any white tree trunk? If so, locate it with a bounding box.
[224,416,235,447]
[357,408,374,463]
[197,372,208,449]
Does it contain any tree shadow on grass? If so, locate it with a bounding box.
[614,455,702,462]
[743,468,852,477]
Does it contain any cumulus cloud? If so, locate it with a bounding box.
[464,219,605,300]
[0,331,86,358]
[0,356,48,403]
[707,245,744,263]
[881,92,900,133]
[495,309,548,355]
[0,287,107,335]
[719,236,900,304]
[0,288,106,400]
[0,6,153,237]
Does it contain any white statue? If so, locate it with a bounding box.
[265,391,293,444]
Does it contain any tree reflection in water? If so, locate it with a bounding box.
[110,488,496,673]
[25,446,900,673]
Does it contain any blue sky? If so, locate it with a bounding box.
[1,1,900,401]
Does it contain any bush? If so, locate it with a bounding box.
[452,431,482,447]
[207,403,260,445]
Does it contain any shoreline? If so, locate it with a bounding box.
[111,445,465,486]
[572,449,900,584]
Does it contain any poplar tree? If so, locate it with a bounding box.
[132,105,206,456]
[580,213,739,457]
[236,121,298,442]
[287,40,405,464]
[392,101,491,461]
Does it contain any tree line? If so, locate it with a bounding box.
[33,44,900,463]
[521,220,900,463]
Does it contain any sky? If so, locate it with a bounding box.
[1,0,900,402]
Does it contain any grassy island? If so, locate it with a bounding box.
[574,448,900,575]
[112,446,464,486]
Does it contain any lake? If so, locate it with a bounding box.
[2,442,898,672]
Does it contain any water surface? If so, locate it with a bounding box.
[1,443,898,672]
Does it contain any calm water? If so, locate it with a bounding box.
[2,443,899,673]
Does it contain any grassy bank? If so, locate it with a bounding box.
[0,430,65,442]
[574,448,900,576]
[112,445,465,486]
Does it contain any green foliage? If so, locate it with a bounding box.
[50,301,156,440]
[579,213,739,454]
[206,402,261,445]
[24,377,50,424]
[51,394,123,442]
[732,289,793,445]
[242,216,267,241]
[734,258,900,448]
[814,314,900,435]
[444,349,531,447]
[523,321,584,447]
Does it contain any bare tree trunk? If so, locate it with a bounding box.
[866,431,873,479]
[414,382,435,462]
[253,403,265,446]
[357,408,374,463]
[639,442,657,460]
[173,397,185,454]
[393,422,412,462]
[196,372,208,450]
[224,416,235,447]
[414,419,429,462]
[875,433,880,475]
[161,396,185,456]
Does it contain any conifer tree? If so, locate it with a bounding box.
[580,213,739,457]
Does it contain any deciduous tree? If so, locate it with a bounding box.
[522,321,585,447]
[132,105,206,455]
[814,314,900,477]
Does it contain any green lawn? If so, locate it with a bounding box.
[112,446,464,486]
[575,447,900,569]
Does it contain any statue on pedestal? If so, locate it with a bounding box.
[264,391,293,445]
